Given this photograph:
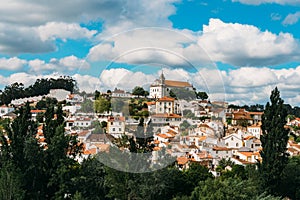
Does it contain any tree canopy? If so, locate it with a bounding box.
[259,87,289,196]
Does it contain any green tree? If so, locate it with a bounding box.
[190,177,279,200]
[80,98,94,113]
[184,163,213,194]
[259,87,289,196]
[0,162,25,200]
[196,91,208,100]
[279,156,300,199]
[132,86,148,98]
[94,97,111,113]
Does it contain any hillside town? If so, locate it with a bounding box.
[1,73,300,177]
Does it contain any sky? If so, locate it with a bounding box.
[1,0,300,106]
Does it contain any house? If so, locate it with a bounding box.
[211,146,234,161]
[48,89,70,102]
[234,150,261,164]
[107,116,125,138]
[176,156,190,170]
[85,134,113,145]
[149,71,193,99]
[146,101,156,114]
[66,94,83,104]
[231,109,253,126]
[151,113,182,126]
[77,130,92,144]
[74,117,92,128]
[243,136,262,151]
[30,109,46,121]
[0,105,15,117]
[287,118,300,127]
[249,112,263,124]
[1,112,17,120]
[155,96,180,114]
[223,133,243,148]
[247,123,262,139]
[111,88,132,98]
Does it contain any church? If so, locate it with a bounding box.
[149,72,194,99]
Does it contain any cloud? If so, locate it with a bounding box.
[28,55,90,74]
[38,22,97,41]
[0,0,178,54]
[198,18,300,66]
[0,23,56,54]
[88,19,300,68]
[232,0,300,5]
[72,74,100,93]
[282,12,300,26]
[0,57,27,71]
[88,28,211,70]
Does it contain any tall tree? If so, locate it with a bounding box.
[259,87,289,196]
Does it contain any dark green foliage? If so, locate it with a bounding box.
[79,98,94,113]
[170,88,196,100]
[0,161,25,200]
[190,177,260,200]
[132,86,149,97]
[259,87,289,196]
[94,96,111,113]
[183,163,213,194]
[195,91,208,100]
[169,89,177,98]
[279,156,300,199]
[228,104,264,111]
[72,158,107,199]
[0,77,77,105]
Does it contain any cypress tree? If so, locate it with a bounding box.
[259,87,289,195]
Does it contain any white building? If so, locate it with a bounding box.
[74,117,93,128]
[48,89,71,102]
[107,116,125,138]
[0,105,15,117]
[247,124,262,139]
[149,72,193,99]
[111,88,132,98]
[66,94,83,104]
[223,133,243,148]
[155,96,180,114]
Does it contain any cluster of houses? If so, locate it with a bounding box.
[1,74,300,174]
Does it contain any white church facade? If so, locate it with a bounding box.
[149,72,194,99]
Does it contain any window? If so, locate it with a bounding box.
[119,128,121,132]
[111,122,113,125]
[231,137,233,141]
[112,128,115,132]
[236,143,238,147]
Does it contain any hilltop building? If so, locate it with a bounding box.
[149,71,193,99]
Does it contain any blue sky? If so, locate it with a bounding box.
[1,0,300,105]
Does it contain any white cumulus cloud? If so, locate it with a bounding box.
[28,55,90,74]
[198,18,299,66]
[38,22,97,41]
[0,57,27,70]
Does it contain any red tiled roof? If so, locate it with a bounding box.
[165,80,192,87]
[30,110,46,113]
[152,113,182,118]
[157,96,175,102]
[177,156,189,165]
